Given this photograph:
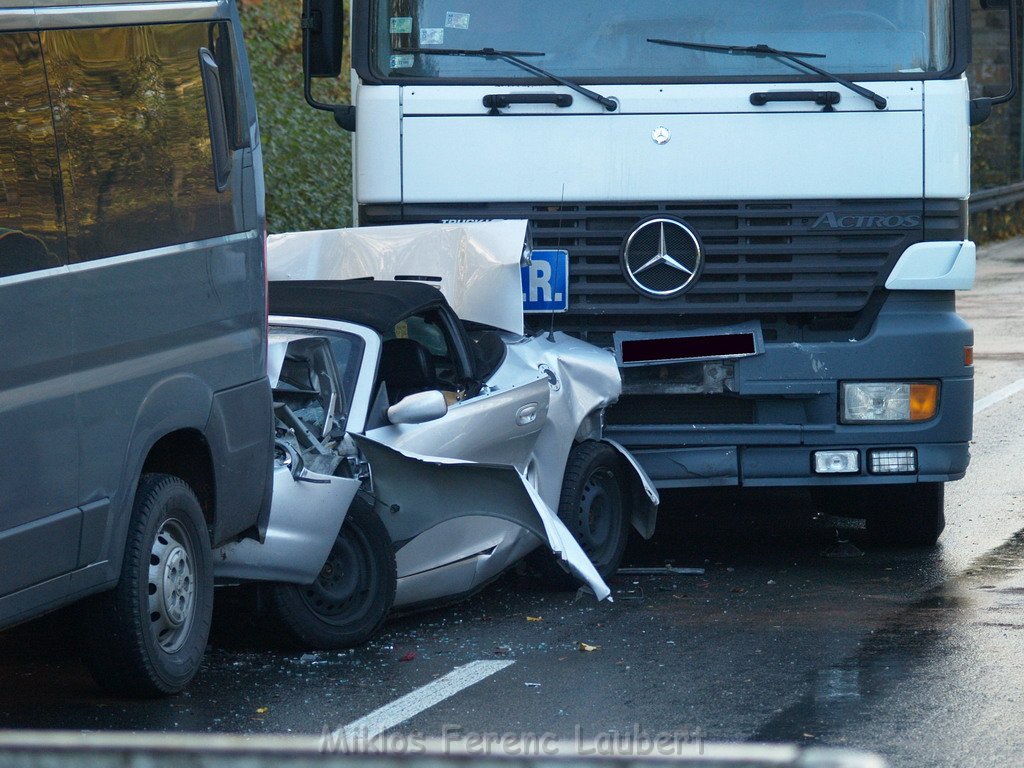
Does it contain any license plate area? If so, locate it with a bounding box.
[522,249,569,313]
[615,323,763,367]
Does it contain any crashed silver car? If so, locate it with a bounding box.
[215,223,658,649]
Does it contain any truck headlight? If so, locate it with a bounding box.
[841,382,938,424]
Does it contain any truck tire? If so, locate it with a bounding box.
[812,483,946,548]
[80,473,213,697]
[864,483,946,548]
[264,497,396,649]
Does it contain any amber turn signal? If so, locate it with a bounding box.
[909,383,939,422]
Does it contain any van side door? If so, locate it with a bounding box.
[0,31,81,601]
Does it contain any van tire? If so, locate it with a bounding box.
[264,497,396,649]
[80,473,213,697]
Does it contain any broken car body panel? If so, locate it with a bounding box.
[214,466,360,584]
[267,220,529,335]
[353,435,611,602]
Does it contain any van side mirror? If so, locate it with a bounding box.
[971,0,1020,125]
[301,0,356,131]
[387,391,449,425]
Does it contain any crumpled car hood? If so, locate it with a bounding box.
[267,220,529,335]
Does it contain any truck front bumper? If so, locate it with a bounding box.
[606,292,974,489]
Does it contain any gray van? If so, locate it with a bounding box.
[0,0,272,695]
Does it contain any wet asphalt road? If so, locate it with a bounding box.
[3,242,1024,767]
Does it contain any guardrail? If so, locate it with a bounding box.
[971,182,1024,213]
[0,731,886,768]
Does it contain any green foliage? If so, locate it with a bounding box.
[237,0,352,233]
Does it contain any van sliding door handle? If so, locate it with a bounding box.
[483,93,573,115]
[750,90,841,111]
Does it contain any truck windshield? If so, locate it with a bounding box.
[371,0,954,81]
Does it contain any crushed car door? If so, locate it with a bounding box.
[353,435,610,600]
[366,308,551,471]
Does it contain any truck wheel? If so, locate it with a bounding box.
[264,497,395,649]
[864,483,946,548]
[80,474,213,697]
[557,441,630,578]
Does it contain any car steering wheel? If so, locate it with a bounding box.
[820,11,899,32]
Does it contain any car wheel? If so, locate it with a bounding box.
[264,497,396,649]
[812,483,946,548]
[556,441,630,578]
[80,473,213,697]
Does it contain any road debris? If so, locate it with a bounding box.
[578,642,600,652]
[617,567,705,576]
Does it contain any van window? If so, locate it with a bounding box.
[0,33,68,278]
[43,23,239,264]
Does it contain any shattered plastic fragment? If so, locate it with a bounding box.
[400,651,417,662]
[578,642,600,652]
[527,616,543,622]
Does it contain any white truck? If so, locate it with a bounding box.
[299,0,1019,547]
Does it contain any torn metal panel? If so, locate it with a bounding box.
[393,518,536,609]
[352,434,611,601]
[490,331,622,511]
[213,466,360,585]
[267,220,529,334]
[366,374,552,473]
[605,438,661,540]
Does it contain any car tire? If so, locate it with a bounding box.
[264,497,396,649]
[80,473,213,697]
[812,483,946,548]
[542,441,630,583]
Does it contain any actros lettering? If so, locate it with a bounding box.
[811,212,921,230]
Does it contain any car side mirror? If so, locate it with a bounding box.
[387,390,449,425]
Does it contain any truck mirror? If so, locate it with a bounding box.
[301,0,355,131]
[302,0,343,78]
[971,0,1020,125]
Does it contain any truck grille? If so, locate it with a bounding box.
[361,199,965,344]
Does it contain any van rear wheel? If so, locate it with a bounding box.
[80,473,213,697]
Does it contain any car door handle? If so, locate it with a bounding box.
[516,403,541,426]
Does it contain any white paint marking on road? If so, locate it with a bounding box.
[975,378,1024,416]
[334,660,514,741]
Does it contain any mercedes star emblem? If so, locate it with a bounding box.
[621,217,704,299]
[652,127,671,145]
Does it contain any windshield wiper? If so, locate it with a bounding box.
[394,47,618,112]
[647,38,887,110]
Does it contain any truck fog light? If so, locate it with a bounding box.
[814,450,860,474]
[841,382,938,423]
[869,449,917,474]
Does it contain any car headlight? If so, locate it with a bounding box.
[841,382,938,424]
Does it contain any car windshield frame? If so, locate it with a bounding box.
[354,0,969,86]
